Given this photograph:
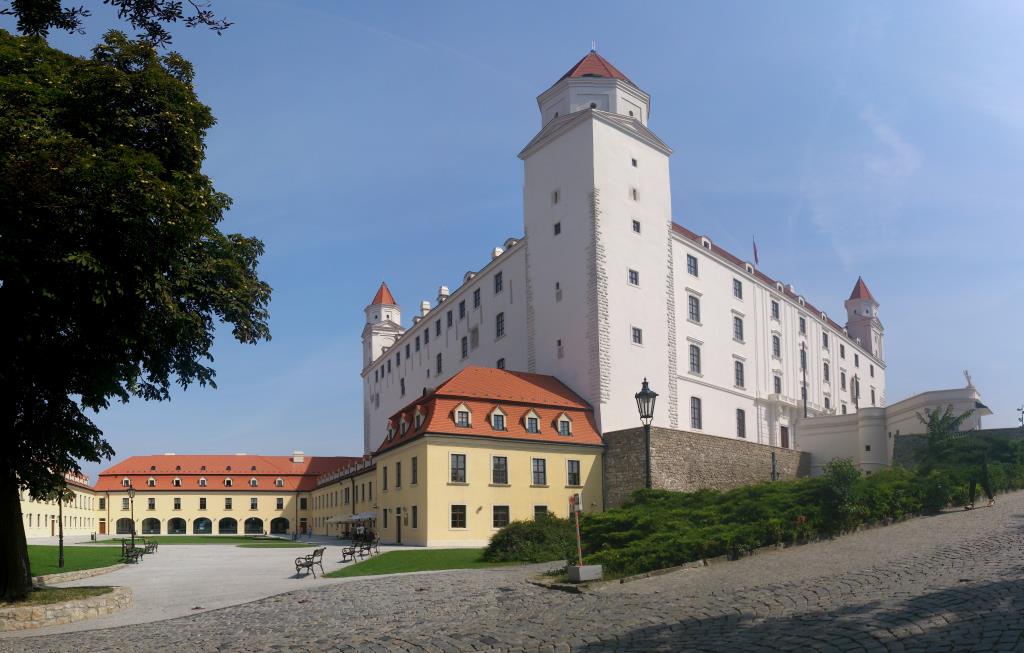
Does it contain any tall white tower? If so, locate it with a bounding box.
[844,277,884,361]
[519,51,675,433]
[362,282,404,367]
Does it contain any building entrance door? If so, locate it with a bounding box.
[50,518,55,536]
[99,520,106,535]
[780,426,790,449]
[395,507,402,544]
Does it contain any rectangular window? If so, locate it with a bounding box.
[382,466,388,491]
[689,344,701,374]
[277,497,284,510]
[450,454,467,483]
[368,483,373,500]
[412,505,418,528]
[532,458,547,485]
[526,417,539,433]
[822,332,829,349]
[687,254,698,276]
[435,319,441,336]
[631,187,639,201]
[736,409,746,438]
[415,335,420,352]
[870,364,875,378]
[825,396,831,410]
[559,419,571,436]
[470,327,479,349]
[250,497,257,510]
[534,506,548,520]
[436,353,443,374]
[734,360,745,388]
[400,378,405,396]
[567,460,581,486]
[459,300,466,319]
[631,327,643,345]
[824,362,831,382]
[173,497,181,510]
[451,505,467,529]
[200,497,207,510]
[99,498,106,510]
[840,344,846,358]
[411,457,418,484]
[774,375,782,395]
[225,498,232,510]
[552,189,559,204]
[147,497,155,510]
[871,389,876,406]
[447,310,453,327]
[492,456,508,484]
[772,335,781,358]
[628,269,640,286]
[553,222,561,235]
[395,461,402,488]
[799,317,807,335]
[461,336,468,359]
[457,410,470,427]
[492,413,505,430]
[733,279,743,299]
[473,288,480,308]
[800,348,807,370]
[842,403,847,415]
[494,272,503,294]
[771,300,780,320]
[688,295,701,322]
[733,316,744,341]
[841,372,847,390]
[631,157,638,167]
[383,509,388,529]
[855,353,860,367]
[632,219,641,233]
[496,357,505,369]
[496,312,505,338]
[493,505,510,529]
[690,397,702,429]
[405,343,410,358]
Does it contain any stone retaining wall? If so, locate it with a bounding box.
[892,428,1024,467]
[604,426,811,508]
[34,563,126,587]
[0,586,131,632]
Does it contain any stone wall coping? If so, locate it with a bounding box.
[34,563,127,587]
[0,586,132,632]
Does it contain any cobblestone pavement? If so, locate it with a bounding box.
[9,491,1024,652]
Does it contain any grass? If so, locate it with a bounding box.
[28,545,124,576]
[324,548,517,578]
[0,586,113,607]
[85,535,303,546]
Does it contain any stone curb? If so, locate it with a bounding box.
[0,586,132,632]
[33,564,127,587]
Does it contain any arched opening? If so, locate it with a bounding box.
[244,517,264,535]
[168,518,186,534]
[193,517,212,535]
[218,517,237,534]
[115,518,134,535]
[270,517,289,535]
[141,518,161,535]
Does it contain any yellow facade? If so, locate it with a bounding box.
[19,485,100,538]
[375,435,603,547]
[310,467,376,537]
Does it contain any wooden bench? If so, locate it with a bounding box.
[121,539,145,563]
[295,547,326,577]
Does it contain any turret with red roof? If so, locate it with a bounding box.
[844,277,884,361]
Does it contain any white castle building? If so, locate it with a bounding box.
[361,51,886,455]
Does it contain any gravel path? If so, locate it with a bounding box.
[8,490,1024,652]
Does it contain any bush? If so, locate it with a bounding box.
[483,513,577,564]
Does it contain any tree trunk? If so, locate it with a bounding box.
[0,476,33,601]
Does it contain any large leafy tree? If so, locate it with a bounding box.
[0,29,271,600]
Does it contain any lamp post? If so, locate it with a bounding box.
[635,378,658,490]
[800,342,808,419]
[127,484,136,550]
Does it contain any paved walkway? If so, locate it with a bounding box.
[9,491,1024,652]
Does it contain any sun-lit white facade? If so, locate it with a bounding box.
[361,51,886,454]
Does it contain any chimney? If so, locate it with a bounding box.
[491,246,504,259]
[420,300,431,316]
[291,450,305,463]
[437,285,450,303]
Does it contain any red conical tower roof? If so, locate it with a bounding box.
[370,282,397,306]
[848,277,876,302]
[558,50,636,87]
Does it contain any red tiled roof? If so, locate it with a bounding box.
[94,455,361,492]
[370,282,396,306]
[848,277,876,302]
[375,367,602,454]
[559,51,636,87]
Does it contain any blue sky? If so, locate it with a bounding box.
[6,1,1022,480]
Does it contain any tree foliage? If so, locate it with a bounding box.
[2,0,231,46]
[0,29,270,599]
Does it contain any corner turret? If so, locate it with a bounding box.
[844,277,884,361]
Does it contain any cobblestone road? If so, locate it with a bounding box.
[9,490,1024,652]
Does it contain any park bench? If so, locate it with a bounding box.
[340,544,359,563]
[121,539,145,563]
[141,538,158,554]
[295,547,326,577]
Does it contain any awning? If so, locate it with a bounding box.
[328,512,376,524]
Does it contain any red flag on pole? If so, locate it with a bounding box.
[753,237,760,266]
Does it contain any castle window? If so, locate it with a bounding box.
[557,339,564,359]
[150,465,156,471]
[631,187,639,201]
[840,344,846,358]
[631,158,637,167]
[799,317,807,335]
[870,364,875,378]
[628,269,640,286]
[734,360,745,388]
[822,333,829,350]
[855,353,860,367]
[224,478,232,487]
[825,397,832,410]
[690,397,703,430]
[400,378,405,397]
[736,409,746,438]
[772,335,781,359]
[457,411,469,427]
[631,327,643,346]
[459,300,466,319]
[436,353,443,375]
[554,222,561,236]
[526,416,539,433]
[687,254,698,276]
[496,312,505,339]
[461,337,468,359]
[450,454,467,483]
[532,458,547,485]
[405,344,410,357]
[175,465,181,471]
[435,319,441,336]
[800,348,807,370]
[871,388,876,406]
[842,403,848,415]
[733,316,744,342]
[558,416,572,436]
[494,272,503,294]
[771,300,780,320]
[841,371,847,390]
[774,375,782,394]
[447,310,453,327]
[733,279,743,299]
[632,219,641,234]
[688,295,701,323]
[473,288,480,308]
[415,335,420,352]
[490,408,506,431]
[689,344,701,374]
[496,357,505,369]
[423,329,429,344]
[823,362,830,383]
[552,190,559,204]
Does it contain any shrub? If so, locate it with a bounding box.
[483,513,577,564]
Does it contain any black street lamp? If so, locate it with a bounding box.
[127,484,136,550]
[635,378,658,490]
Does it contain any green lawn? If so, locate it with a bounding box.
[87,535,305,547]
[28,545,124,576]
[324,548,517,578]
[1,586,112,607]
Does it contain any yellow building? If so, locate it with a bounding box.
[20,472,99,538]
[373,367,604,546]
[91,451,360,536]
[309,457,376,538]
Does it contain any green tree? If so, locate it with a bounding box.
[0,29,271,600]
[916,405,975,470]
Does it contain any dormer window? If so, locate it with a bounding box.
[224,477,233,487]
[250,465,257,471]
[556,413,573,436]
[121,478,130,488]
[524,410,541,434]
[249,478,258,487]
[490,407,507,431]
[226,465,232,471]
[147,477,156,487]
[399,418,409,435]
[275,478,284,488]
[200,465,206,471]
[453,403,472,428]
[199,477,207,487]
[173,478,181,487]
[175,465,181,471]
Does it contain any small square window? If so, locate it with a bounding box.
[631,327,643,346]
[493,505,510,529]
